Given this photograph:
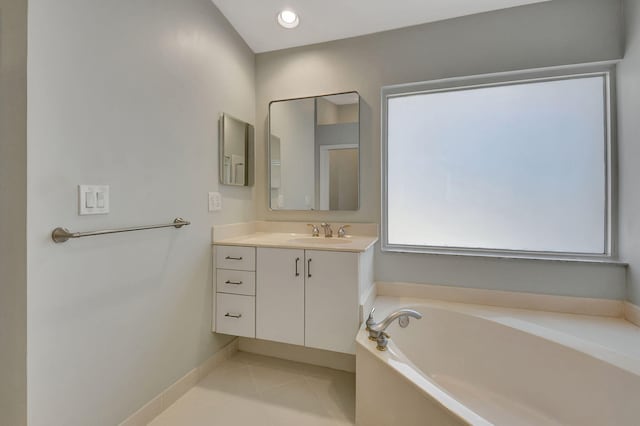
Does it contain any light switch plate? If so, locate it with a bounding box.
[79,185,109,215]
[209,192,222,212]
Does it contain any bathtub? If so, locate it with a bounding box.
[355,297,640,426]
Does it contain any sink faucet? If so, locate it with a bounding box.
[366,308,423,351]
[337,225,350,238]
[320,223,333,238]
[307,224,320,237]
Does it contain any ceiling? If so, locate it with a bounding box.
[212,0,550,53]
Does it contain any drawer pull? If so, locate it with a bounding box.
[224,313,242,319]
[295,257,300,277]
[225,280,243,285]
[225,256,243,261]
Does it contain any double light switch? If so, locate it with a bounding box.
[79,185,109,215]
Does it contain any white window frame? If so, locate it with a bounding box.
[381,63,617,262]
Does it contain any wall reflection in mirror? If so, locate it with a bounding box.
[269,92,360,211]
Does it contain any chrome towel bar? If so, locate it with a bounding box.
[51,217,190,243]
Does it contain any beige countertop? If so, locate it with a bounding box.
[213,231,378,253]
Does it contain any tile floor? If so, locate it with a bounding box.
[149,351,356,426]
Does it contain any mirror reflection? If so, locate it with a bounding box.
[269,92,360,211]
[219,113,254,186]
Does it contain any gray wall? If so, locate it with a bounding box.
[256,0,628,299]
[0,0,28,424]
[26,0,255,424]
[620,0,640,304]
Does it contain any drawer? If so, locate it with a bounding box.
[217,269,255,296]
[216,293,255,338]
[215,245,255,271]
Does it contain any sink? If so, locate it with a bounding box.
[288,237,353,245]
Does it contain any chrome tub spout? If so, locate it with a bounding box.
[366,308,423,351]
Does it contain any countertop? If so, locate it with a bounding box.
[213,231,378,253]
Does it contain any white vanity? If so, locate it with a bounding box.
[212,222,377,354]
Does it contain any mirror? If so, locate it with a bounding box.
[219,113,254,186]
[269,92,360,210]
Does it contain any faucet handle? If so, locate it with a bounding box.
[376,332,389,351]
[337,225,350,238]
[307,224,320,237]
[366,307,376,329]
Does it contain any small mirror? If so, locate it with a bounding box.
[269,92,360,210]
[219,113,254,186]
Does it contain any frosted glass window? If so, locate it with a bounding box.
[385,75,610,255]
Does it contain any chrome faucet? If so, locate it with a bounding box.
[320,223,333,238]
[337,225,350,238]
[366,308,423,351]
[307,224,320,237]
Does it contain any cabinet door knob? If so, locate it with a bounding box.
[307,258,312,278]
[295,257,300,277]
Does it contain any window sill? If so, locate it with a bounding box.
[382,245,628,266]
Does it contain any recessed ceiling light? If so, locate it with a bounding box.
[277,9,299,29]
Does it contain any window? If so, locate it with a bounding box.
[382,66,613,259]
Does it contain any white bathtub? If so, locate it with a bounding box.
[356,298,640,426]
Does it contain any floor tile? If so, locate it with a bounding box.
[149,351,355,426]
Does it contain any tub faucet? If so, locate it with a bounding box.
[366,308,423,351]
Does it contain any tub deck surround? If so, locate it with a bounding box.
[212,221,378,252]
[377,281,625,317]
[625,302,640,327]
[356,296,640,426]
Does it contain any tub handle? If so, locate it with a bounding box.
[366,308,376,330]
[376,332,390,351]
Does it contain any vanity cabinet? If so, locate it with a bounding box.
[214,243,372,355]
[304,250,359,353]
[256,248,305,346]
[215,245,256,339]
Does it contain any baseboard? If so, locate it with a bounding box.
[376,282,624,317]
[118,338,239,426]
[624,302,640,327]
[238,337,356,373]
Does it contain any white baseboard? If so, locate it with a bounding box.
[625,302,640,327]
[238,337,355,373]
[118,338,238,426]
[377,281,624,317]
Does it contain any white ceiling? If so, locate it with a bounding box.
[212,0,550,53]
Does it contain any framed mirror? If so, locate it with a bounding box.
[219,113,254,186]
[269,92,360,211]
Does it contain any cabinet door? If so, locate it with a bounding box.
[305,250,359,354]
[256,248,305,345]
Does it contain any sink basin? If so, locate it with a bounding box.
[288,237,353,245]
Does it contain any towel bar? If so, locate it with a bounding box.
[51,217,190,243]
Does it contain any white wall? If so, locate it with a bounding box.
[256,0,628,299]
[620,0,640,305]
[26,0,255,424]
[0,0,27,424]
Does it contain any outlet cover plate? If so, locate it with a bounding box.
[209,192,222,212]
